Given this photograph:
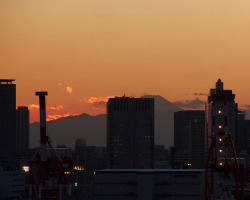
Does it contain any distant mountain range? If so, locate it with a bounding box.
[30,95,184,149]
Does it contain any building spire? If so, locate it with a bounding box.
[216,78,223,90]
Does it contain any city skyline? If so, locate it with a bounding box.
[4,79,250,123]
[2,0,250,122]
[1,1,250,199]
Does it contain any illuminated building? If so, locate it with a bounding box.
[204,79,244,199]
[205,79,237,154]
[107,97,154,169]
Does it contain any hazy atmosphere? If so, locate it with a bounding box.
[1,0,250,122]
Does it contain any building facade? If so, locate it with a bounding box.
[16,106,29,153]
[107,97,154,169]
[95,169,205,200]
[205,79,238,154]
[0,79,17,170]
[188,121,205,169]
[173,110,205,169]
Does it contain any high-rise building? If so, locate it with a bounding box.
[174,110,205,153]
[107,97,154,169]
[188,121,205,169]
[16,106,29,153]
[0,79,16,169]
[173,110,205,168]
[204,80,244,199]
[205,79,238,153]
[237,111,247,153]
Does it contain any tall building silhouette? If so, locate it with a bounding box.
[188,121,205,169]
[204,81,244,199]
[173,110,205,168]
[0,79,16,169]
[205,79,238,152]
[16,106,29,153]
[107,97,154,169]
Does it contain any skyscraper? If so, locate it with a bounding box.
[173,110,205,168]
[174,110,205,153]
[16,106,29,153]
[107,97,154,169]
[188,121,205,169]
[205,79,238,153]
[0,79,16,169]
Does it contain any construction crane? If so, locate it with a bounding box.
[29,91,74,200]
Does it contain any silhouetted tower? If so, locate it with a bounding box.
[205,78,237,152]
[29,92,74,200]
[205,79,244,200]
[16,106,29,153]
[0,79,16,169]
[107,97,154,169]
[174,110,205,168]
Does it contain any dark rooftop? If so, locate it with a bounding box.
[0,79,16,83]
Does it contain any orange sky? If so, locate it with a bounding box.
[1,0,250,122]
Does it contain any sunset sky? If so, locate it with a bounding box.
[1,0,250,122]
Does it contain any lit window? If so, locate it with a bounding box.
[73,166,84,171]
[219,149,223,153]
[219,138,222,142]
[219,163,223,166]
[22,166,29,172]
[219,125,222,129]
[218,110,222,114]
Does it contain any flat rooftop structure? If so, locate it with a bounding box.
[95,169,206,200]
[0,79,15,84]
[96,169,205,174]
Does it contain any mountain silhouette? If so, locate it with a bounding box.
[141,95,182,112]
[30,114,106,149]
[141,95,182,148]
[30,95,182,149]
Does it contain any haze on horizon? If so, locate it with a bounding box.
[1,0,250,122]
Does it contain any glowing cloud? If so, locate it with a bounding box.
[28,104,40,109]
[49,105,64,110]
[28,104,64,110]
[66,86,73,94]
[47,113,77,121]
[174,97,206,109]
[81,95,117,111]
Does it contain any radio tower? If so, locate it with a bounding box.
[29,92,74,200]
[205,79,244,200]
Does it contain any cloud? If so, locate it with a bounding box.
[193,93,207,96]
[49,105,64,110]
[28,104,64,110]
[174,97,206,109]
[58,82,62,86]
[28,104,40,109]
[47,113,77,121]
[81,95,117,110]
[66,86,73,94]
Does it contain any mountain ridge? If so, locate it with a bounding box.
[30,96,184,149]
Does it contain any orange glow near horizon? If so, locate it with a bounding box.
[2,0,250,122]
